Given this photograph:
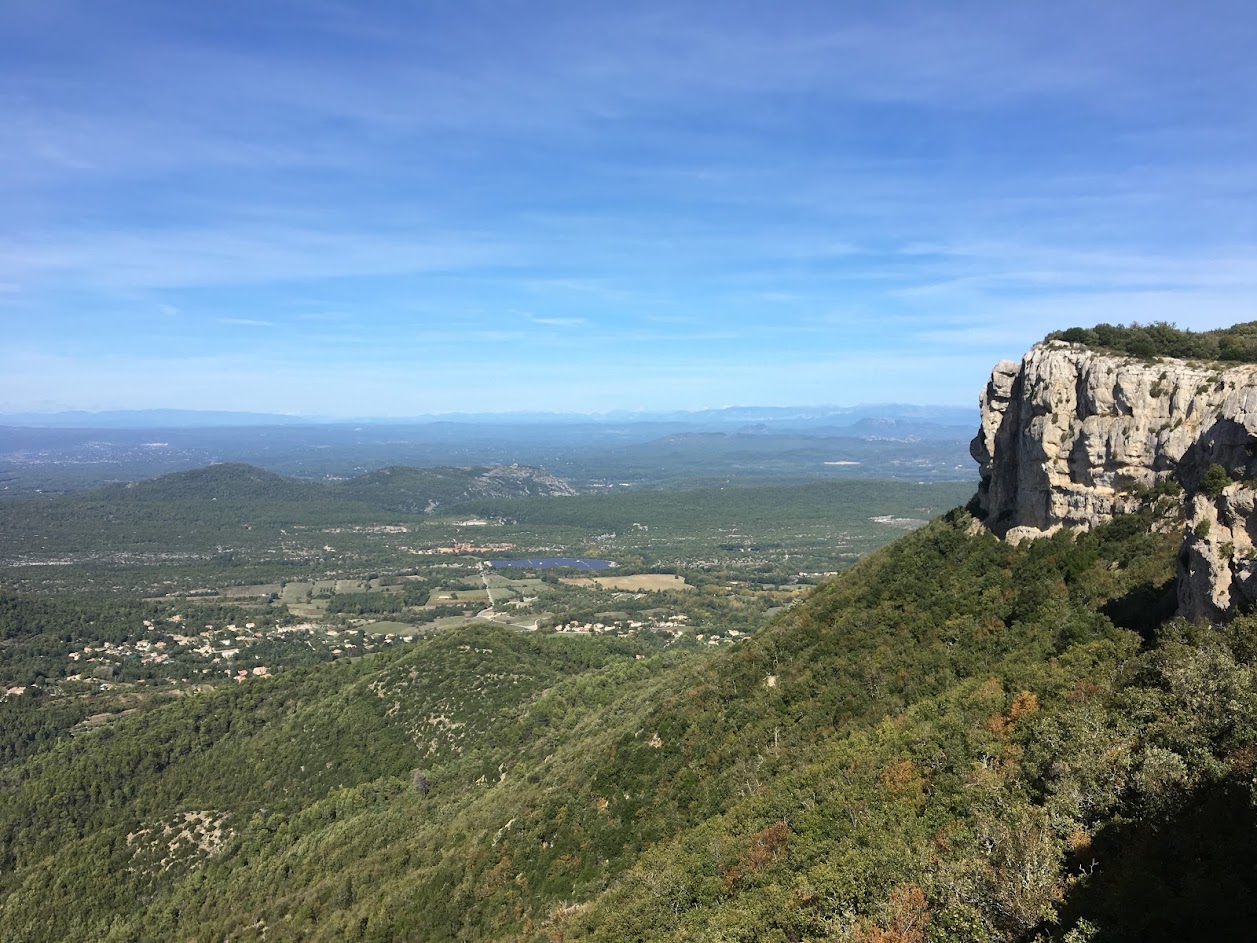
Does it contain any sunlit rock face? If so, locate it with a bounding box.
[972,341,1257,542]
[972,341,1257,622]
[1175,421,1257,623]
[1177,485,1257,623]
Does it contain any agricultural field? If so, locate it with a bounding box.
[0,468,974,592]
[560,573,691,591]
[0,464,976,693]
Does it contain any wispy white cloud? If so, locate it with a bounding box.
[4,2,1257,413]
[9,2,1243,193]
[0,343,989,416]
[216,317,274,328]
[890,242,1257,295]
[0,225,512,291]
[528,315,587,328]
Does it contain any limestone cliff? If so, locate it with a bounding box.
[1178,485,1257,622]
[972,341,1257,540]
[972,340,1257,622]
[1174,425,1257,622]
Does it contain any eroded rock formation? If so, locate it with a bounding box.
[972,342,1257,540]
[972,340,1257,622]
[1178,486,1257,622]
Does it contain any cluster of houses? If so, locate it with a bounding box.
[547,612,744,646]
[408,542,518,555]
[41,615,420,690]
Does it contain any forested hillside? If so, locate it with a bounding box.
[3,493,1253,941]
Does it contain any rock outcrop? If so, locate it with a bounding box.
[1178,484,1257,623]
[972,340,1257,622]
[1174,420,1257,622]
[469,465,578,499]
[972,341,1257,541]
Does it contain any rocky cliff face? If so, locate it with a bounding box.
[1178,485,1257,623]
[972,342,1257,538]
[1174,422,1257,622]
[972,340,1257,622]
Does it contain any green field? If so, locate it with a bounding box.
[358,620,420,635]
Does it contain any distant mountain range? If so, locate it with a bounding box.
[0,403,976,430]
[0,406,978,499]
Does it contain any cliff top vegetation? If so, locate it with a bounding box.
[1045,321,1257,363]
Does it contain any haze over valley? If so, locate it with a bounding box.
[0,402,976,497]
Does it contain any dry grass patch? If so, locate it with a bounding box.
[560,573,692,592]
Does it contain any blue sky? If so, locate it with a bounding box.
[4,0,1256,416]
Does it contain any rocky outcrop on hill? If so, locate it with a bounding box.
[344,464,577,514]
[973,340,1257,622]
[1174,422,1257,622]
[1177,484,1257,622]
[972,342,1257,541]
[468,465,577,499]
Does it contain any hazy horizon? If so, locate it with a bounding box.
[0,400,978,427]
[5,1,1255,415]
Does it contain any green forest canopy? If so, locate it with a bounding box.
[6,496,1257,941]
[1046,320,1257,362]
